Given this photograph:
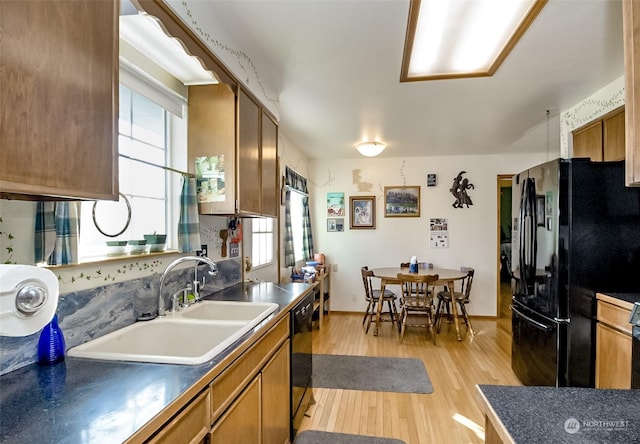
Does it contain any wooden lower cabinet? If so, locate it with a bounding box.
[209,375,261,443]
[148,390,210,444]
[595,298,632,389]
[139,315,291,444]
[596,323,632,389]
[208,337,291,444]
[261,342,291,444]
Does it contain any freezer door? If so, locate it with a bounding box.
[511,302,563,386]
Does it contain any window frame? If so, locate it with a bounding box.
[289,191,305,263]
[250,217,275,269]
[77,82,184,261]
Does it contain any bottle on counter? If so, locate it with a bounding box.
[38,314,66,365]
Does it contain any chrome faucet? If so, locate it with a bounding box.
[158,256,218,316]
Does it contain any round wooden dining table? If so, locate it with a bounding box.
[370,267,471,340]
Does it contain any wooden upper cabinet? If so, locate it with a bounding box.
[603,109,626,161]
[0,0,118,200]
[572,107,625,162]
[189,86,279,217]
[623,0,640,186]
[237,88,262,215]
[261,113,278,218]
[188,84,236,214]
[237,88,279,217]
[573,120,603,161]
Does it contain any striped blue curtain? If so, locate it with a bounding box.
[178,176,202,253]
[34,202,79,265]
[283,167,314,265]
[283,189,295,267]
[34,202,55,264]
[301,195,314,260]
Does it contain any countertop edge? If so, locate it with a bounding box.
[476,384,640,443]
[475,385,515,444]
[596,292,635,311]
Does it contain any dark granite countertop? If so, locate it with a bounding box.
[0,281,312,444]
[477,384,640,444]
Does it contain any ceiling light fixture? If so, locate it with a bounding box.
[400,0,547,82]
[356,141,386,157]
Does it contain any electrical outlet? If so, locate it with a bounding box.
[332,263,338,272]
[198,244,208,257]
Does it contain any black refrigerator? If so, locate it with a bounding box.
[511,158,640,387]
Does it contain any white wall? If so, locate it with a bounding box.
[308,152,549,316]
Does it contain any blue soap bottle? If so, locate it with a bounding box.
[38,314,66,365]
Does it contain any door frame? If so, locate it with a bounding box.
[497,174,513,318]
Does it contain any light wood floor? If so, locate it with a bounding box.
[297,285,520,444]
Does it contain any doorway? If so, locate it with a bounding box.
[497,175,513,318]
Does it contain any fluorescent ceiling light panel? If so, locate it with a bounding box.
[401,0,547,81]
[120,14,218,85]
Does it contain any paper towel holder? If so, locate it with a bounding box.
[15,279,49,315]
[0,264,59,337]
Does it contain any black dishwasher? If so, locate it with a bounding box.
[631,303,640,389]
[291,289,314,439]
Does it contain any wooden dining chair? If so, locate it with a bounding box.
[434,267,475,335]
[399,262,434,296]
[397,272,439,344]
[361,266,399,334]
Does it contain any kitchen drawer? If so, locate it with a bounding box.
[597,300,632,335]
[148,389,210,444]
[210,315,289,423]
[209,375,261,443]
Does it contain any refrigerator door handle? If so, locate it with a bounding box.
[511,305,553,332]
[529,179,537,276]
[519,178,537,292]
[518,180,528,286]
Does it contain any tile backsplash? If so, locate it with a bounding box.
[0,258,241,375]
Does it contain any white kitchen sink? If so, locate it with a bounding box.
[173,300,278,322]
[68,301,279,365]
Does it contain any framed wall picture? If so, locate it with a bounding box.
[536,195,545,226]
[350,196,375,229]
[384,186,420,217]
[327,217,344,232]
[326,192,345,216]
